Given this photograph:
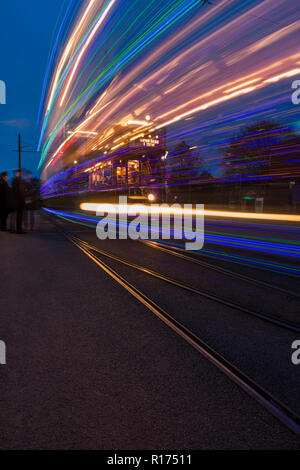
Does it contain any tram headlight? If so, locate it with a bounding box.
[148,193,155,202]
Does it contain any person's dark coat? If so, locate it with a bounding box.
[12,176,26,209]
[0,178,10,210]
[6,186,16,212]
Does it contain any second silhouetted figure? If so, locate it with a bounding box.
[0,171,9,231]
[12,171,26,234]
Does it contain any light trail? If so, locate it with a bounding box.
[46,0,97,112]
[38,0,300,215]
[59,0,117,107]
[43,208,300,272]
[80,203,300,223]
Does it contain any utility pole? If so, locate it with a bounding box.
[18,133,21,172]
[12,135,42,172]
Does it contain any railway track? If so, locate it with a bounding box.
[45,212,299,331]
[140,240,300,298]
[70,235,300,334]
[64,231,300,438]
[45,213,300,439]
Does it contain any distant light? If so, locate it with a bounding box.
[148,193,155,202]
[145,115,151,121]
[127,120,150,126]
[74,160,78,164]
[68,130,98,136]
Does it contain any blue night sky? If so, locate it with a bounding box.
[0,0,64,176]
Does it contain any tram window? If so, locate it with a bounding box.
[116,166,126,184]
[103,166,112,185]
[128,160,139,184]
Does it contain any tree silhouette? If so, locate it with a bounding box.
[169,141,202,182]
[224,120,289,178]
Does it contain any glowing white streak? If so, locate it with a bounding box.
[113,132,132,143]
[127,120,151,126]
[111,142,124,150]
[264,68,300,83]
[224,78,262,93]
[80,203,300,222]
[130,133,144,141]
[152,86,257,131]
[68,130,98,135]
[74,99,113,132]
[88,90,107,115]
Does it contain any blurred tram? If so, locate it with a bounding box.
[42,122,167,209]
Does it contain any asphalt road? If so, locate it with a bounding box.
[0,214,299,449]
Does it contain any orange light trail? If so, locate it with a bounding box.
[80,203,300,223]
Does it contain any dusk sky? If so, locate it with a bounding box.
[0,0,63,176]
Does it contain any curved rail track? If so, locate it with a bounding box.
[45,213,300,439]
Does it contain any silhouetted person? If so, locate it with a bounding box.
[0,171,9,231]
[12,171,26,234]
